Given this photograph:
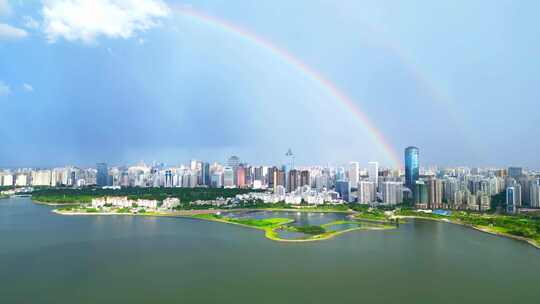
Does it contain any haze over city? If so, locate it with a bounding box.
[1,0,539,168]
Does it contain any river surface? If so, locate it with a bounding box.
[1,198,539,303]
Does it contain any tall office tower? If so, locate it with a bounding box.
[368,161,379,188]
[415,181,429,209]
[70,171,77,186]
[358,181,376,204]
[227,156,240,185]
[273,169,286,191]
[506,187,517,214]
[211,172,223,188]
[530,183,540,208]
[236,166,246,188]
[300,170,310,187]
[514,183,522,207]
[267,167,277,189]
[96,163,109,187]
[443,178,457,205]
[381,181,403,206]
[508,167,523,179]
[336,167,346,182]
[335,180,351,203]
[405,146,420,190]
[287,169,300,192]
[199,162,210,186]
[518,177,532,206]
[348,162,359,187]
[253,166,263,182]
[223,167,235,188]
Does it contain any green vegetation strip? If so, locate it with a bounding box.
[192,214,395,242]
[396,209,540,247]
[31,187,257,205]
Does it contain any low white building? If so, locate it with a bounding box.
[162,197,181,210]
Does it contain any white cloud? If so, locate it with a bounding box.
[0,0,12,17]
[42,0,170,43]
[23,83,34,92]
[23,16,40,30]
[0,23,28,39]
[0,81,10,97]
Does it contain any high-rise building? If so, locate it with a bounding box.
[211,172,223,188]
[96,163,109,187]
[348,162,359,187]
[253,166,263,182]
[276,170,286,188]
[15,174,28,186]
[358,181,376,204]
[32,170,52,186]
[300,170,310,187]
[506,187,517,214]
[200,162,210,186]
[405,146,420,190]
[227,156,240,168]
[165,170,173,188]
[267,167,278,189]
[368,161,378,188]
[415,181,429,209]
[508,167,523,179]
[227,156,240,186]
[514,183,522,207]
[381,181,403,206]
[2,174,13,186]
[427,178,443,209]
[335,180,351,203]
[223,167,235,188]
[287,170,300,192]
[236,166,246,188]
[530,183,540,208]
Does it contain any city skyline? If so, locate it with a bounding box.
[2,2,540,302]
[1,1,540,168]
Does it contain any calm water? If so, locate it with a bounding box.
[221,210,351,226]
[1,198,539,304]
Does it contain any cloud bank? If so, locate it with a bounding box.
[42,0,170,43]
[0,23,28,39]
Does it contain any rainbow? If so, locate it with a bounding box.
[173,7,402,168]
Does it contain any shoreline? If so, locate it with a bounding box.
[51,204,539,248]
[396,215,540,250]
[53,208,392,242]
[189,215,393,243]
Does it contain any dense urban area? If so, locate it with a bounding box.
[2,147,540,245]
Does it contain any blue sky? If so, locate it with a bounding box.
[0,0,539,168]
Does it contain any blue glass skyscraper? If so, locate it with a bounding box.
[96,162,109,187]
[405,146,419,190]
